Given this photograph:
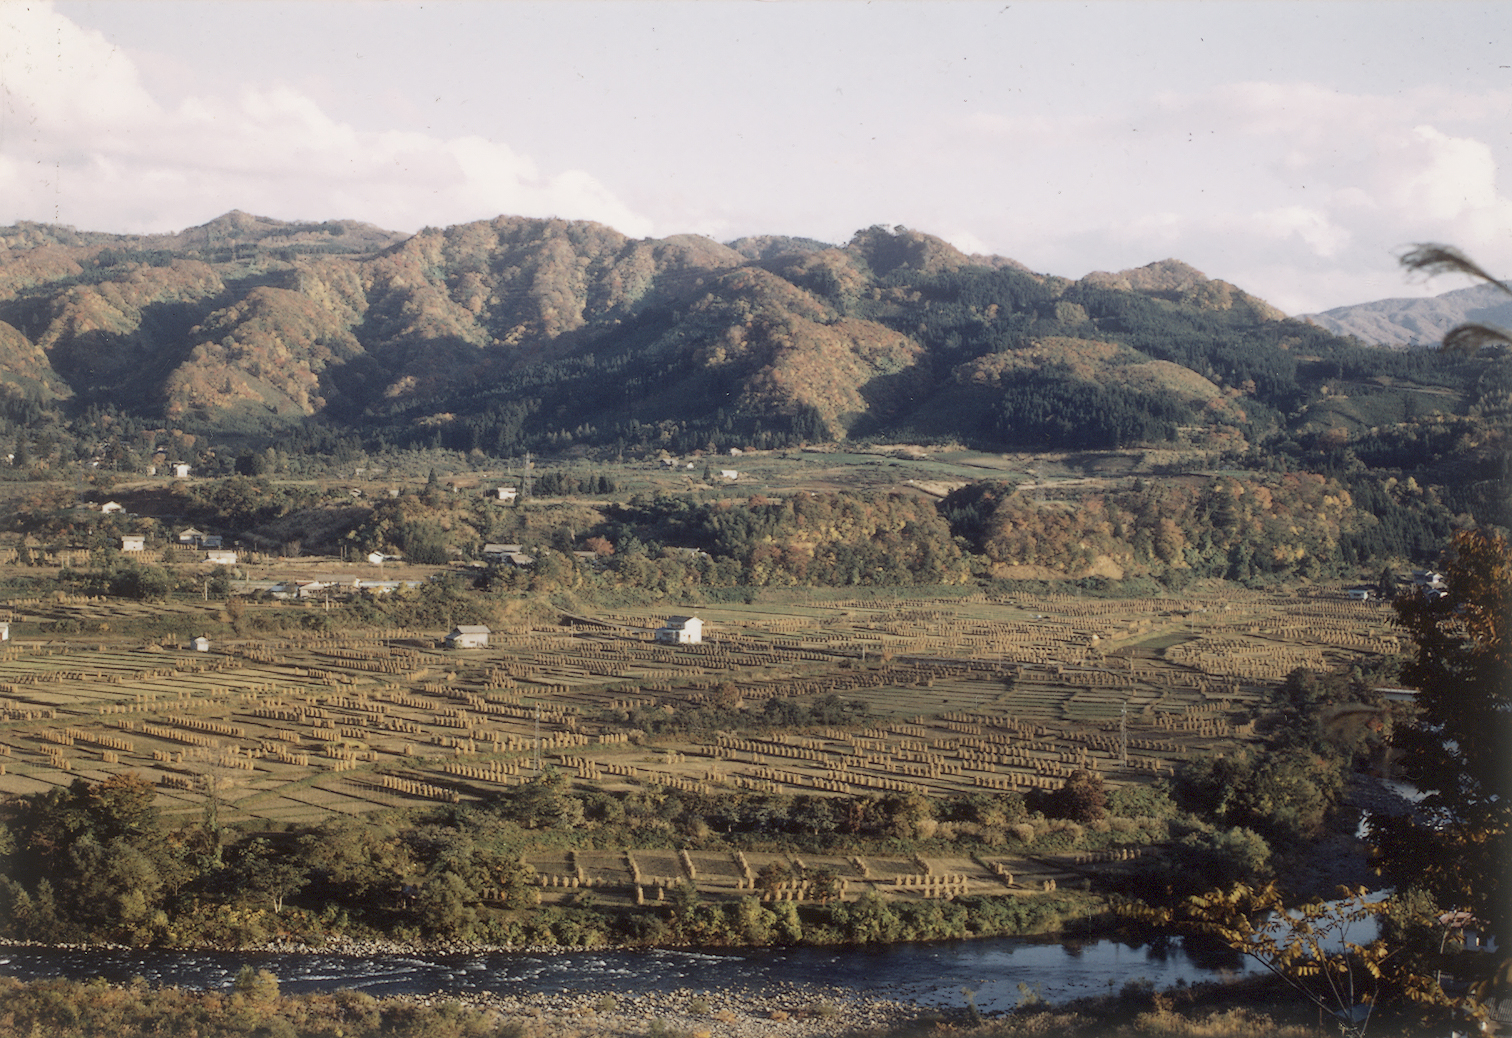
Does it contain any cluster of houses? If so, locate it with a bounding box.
[481,543,534,567]
[1344,570,1446,602]
[108,526,239,565]
[655,449,746,481]
[108,525,549,572]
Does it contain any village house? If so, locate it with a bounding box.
[269,580,329,600]
[445,625,491,649]
[205,550,238,565]
[200,535,223,549]
[720,469,738,480]
[120,535,145,553]
[0,622,9,642]
[191,636,211,652]
[482,543,524,560]
[100,501,124,514]
[172,463,191,478]
[178,528,205,545]
[1345,588,1374,601]
[494,486,518,502]
[655,615,703,645]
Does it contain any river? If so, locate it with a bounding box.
[0,934,1257,1015]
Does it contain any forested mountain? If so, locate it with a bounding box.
[1303,281,1512,348]
[0,213,1504,532]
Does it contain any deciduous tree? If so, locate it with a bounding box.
[1370,528,1511,1002]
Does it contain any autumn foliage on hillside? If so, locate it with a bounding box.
[0,211,1486,456]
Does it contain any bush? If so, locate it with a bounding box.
[107,563,173,601]
[1167,826,1273,894]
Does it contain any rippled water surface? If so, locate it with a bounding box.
[0,935,1257,1013]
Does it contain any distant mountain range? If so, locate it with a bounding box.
[1302,282,1512,348]
[0,212,1488,458]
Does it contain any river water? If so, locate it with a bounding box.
[0,934,1257,1014]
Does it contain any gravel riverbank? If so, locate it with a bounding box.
[408,981,928,1037]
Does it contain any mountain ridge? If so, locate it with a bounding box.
[0,211,1488,465]
[1301,281,1512,348]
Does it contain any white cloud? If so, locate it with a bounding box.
[928,80,1512,311]
[0,2,652,236]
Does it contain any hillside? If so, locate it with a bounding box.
[0,212,1503,543]
[1302,281,1512,347]
[1,213,1485,449]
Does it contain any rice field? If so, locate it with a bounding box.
[0,585,1399,899]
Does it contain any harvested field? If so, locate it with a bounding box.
[0,584,1399,903]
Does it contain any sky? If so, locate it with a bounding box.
[2,1,1510,315]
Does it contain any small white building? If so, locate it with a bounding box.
[205,550,238,565]
[445,625,491,649]
[655,615,703,645]
[172,463,191,478]
[120,535,146,553]
[720,469,738,480]
[495,486,518,503]
[100,501,124,514]
[191,636,211,652]
[0,622,9,642]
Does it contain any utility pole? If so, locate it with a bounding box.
[1120,701,1128,767]
[534,701,542,774]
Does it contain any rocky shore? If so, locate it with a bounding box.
[257,936,933,1035]
[407,981,927,1037]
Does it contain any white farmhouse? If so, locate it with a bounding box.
[445,625,491,649]
[655,615,703,645]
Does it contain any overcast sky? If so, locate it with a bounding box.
[2,1,1509,314]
